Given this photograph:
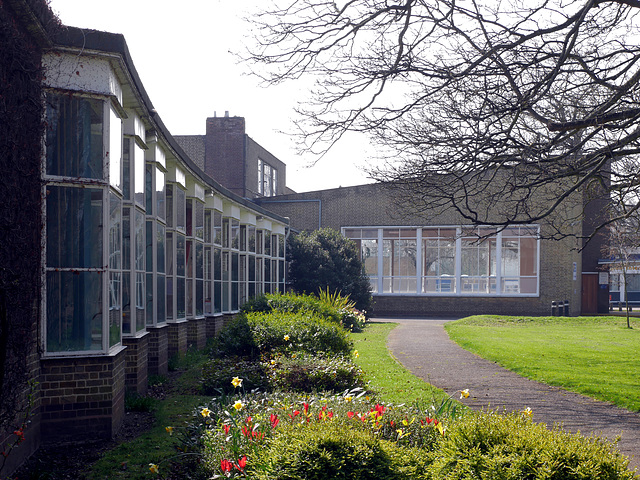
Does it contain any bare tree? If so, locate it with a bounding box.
[244,0,640,234]
[602,209,640,328]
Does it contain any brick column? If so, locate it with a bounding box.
[167,320,188,358]
[147,324,169,377]
[39,347,126,442]
[122,333,150,394]
[187,318,207,350]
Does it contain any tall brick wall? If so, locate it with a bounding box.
[39,349,126,442]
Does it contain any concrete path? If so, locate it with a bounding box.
[381,317,640,472]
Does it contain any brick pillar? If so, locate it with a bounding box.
[187,318,207,350]
[167,320,188,358]
[39,348,126,442]
[205,315,218,339]
[147,325,169,377]
[204,116,246,196]
[122,333,149,395]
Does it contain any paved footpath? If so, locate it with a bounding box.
[381,317,640,472]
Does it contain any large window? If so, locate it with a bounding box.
[344,225,539,296]
[44,93,126,353]
[258,159,277,197]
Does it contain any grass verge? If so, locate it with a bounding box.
[352,321,450,406]
[445,315,640,411]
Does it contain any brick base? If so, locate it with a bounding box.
[39,347,126,443]
[122,333,149,395]
[167,320,188,358]
[187,317,207,350]
[147,325,169,377]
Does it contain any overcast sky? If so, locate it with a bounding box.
[47,0,374,193]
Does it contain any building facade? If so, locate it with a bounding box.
[1,2,289,474]
[257,183,607,317]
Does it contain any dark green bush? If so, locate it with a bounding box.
[287,228,372,312]
[253,421,407,480]
[268,353,365,393]
[200,356,269,395]
[429,411,636,479]
[209,314,259,359]
[247,311,353,356]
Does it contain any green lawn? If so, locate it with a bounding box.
[445,316,640,411]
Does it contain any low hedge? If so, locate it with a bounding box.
[430,411,636,480]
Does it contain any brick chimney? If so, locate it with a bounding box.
[205,115,246,196]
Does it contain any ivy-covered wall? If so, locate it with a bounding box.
[0,0,58,474]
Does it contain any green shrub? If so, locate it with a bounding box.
[124,392,156,412]
[253,421,404,480]
[428,410,636,479]
[200,356,269,395]
[247,311,353,356]
[209,314,259,359]
[287,228,373,312]
[242,292,342,324]
[268,353,365,392]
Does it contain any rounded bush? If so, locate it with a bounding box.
[209,314,259,359]
[429,411,636,479]
[254,421,401,480]
[268,353,365,393]
[247,311,353,356]
[200,356,269,395]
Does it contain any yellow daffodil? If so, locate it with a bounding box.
[233,400,244,411]
[354,350,359,358]
[270,359,276,365]
[284,334,290,341]
[396,428,405,439]
[149,463,159,474]
[460,389,470,399]
[436,422,445,435]
[523,407,533,417]
[165,426,173,435]
[201,407,211,417]
[345,396,353,402]
[231,377,243,388]
[291,353,296,359]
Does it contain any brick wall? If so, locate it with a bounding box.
[167,320,188,358]
[39,348,126,442]
[204,116,246,196]
[122,334,149,395]
[257,182,586,317]
[187,318,207,350]
[147,325,169,377]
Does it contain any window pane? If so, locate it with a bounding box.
[47,271,102,352]
[109,272,121,347]
[135,210,145,272]
[136,271,145,332]
[109,107,122,190]
[109,193,122,270]
[157,275,166,324]
[122,272,131,335]
[134,143,145,207]
[123,207,131,271]
[157,224,165,274]
[123,138,131,200]
[195,202,204,240]
[46,93,103,179]
[176,188,186,231]
[47,186,103,268]
[156,168,166,221]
